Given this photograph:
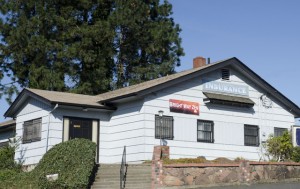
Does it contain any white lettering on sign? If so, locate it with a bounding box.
[203,80,249,96]
[169,99,199,115]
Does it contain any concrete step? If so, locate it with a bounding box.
[93,178,151,184]
[92,184,151,189]
[97,169,151,174]
[95,174,152,180]
[91,164,152,189]
[96,171,151,177]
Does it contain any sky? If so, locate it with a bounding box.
[0,0,300,124]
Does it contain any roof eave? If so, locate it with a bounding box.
[99,58,236,103]
[51,101,117,111]
[4,88,52,118]
[232,58,300,118]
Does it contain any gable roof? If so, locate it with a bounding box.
[96,58,232,103]
[4,88,116,118]
[95,57,300,117]
[4,57,300,118]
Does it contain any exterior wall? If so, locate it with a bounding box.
[12,65,297,165]
[15,98,51,165]
[101,100,146,163]
[143,66,295,161]
[52,108,110,164]
[14,98,111,165]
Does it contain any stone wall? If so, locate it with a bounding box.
[161,162,300,188]
[152,146,170,189]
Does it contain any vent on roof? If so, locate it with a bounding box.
[221,69,230,80]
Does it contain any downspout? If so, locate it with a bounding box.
[46,104,59,152]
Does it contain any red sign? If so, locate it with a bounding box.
[169,99,199,115]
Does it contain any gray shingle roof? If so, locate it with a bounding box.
[0,119,15,128]
[96,58,232,103]
[4,57,300,118]
[26,88,110,109]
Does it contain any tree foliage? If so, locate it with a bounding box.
[0,0,184,102]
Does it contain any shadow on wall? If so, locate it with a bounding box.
[206,103,255,114]
[17,146,27,165]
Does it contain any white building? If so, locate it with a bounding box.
[4,57,300,166]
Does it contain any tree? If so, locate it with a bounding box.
[0,0,183,102]
[0,0,115,97]
[111,0,184,88]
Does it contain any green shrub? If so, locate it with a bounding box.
[0,145,20,170]
[0,170,37,189]
[163,157,208,164]
[265,131,293,162]
[292,146,300,162]
[33,138,97,189]
[0,169,18,181]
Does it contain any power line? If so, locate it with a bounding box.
[0,80,18,86]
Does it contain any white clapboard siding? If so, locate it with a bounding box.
[142,68,296,161]
[13,65,297,165]
[100,100,147,163]
[14,98,51,165]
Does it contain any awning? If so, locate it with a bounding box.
[203,92,255,107]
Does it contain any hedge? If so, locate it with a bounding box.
[0,145,19,170]
[32,138,97,189]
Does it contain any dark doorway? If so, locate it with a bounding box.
[69,118,93,140]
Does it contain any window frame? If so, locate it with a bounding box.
[244,124,259,147]
[197,120,214,143]
[22,118,42,144]
[155,115,174,140]
[274,127,288,137]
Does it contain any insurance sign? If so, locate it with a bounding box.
[203,80,249,97]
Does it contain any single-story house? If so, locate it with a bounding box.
[0,119,16,148]
[3,57,300,166]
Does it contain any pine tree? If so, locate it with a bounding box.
[111,0,184,88]
[0,0,183,101]
[0,0,115,96]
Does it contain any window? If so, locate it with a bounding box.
[221,68,230,80]
[244,125,259,146]
[274,127,288,137]
[23,118,42,143]
[155,115,173,140]
[197,120,214,143]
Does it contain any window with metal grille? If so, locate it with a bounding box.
[155,115,173,140]
[23,118,42,143]
[274,127,288,137]
[221,69,230,80]
[197,120,214,143]
[244,125,259,146]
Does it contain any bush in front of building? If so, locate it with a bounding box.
[32,138,97,189]
[292,147,300,162]
[0,145,20,170]
[266,131,294,162]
